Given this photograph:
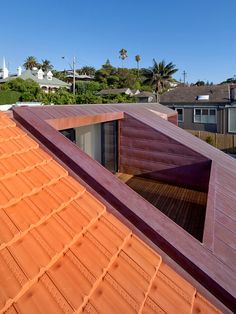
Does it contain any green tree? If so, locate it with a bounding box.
[101,94,135,104]
[41,59,54,72]
[117,68,137,89]
[220,77,236,84]
[1,77,42,102]
[23,56,38,70]
[103,59,111,68]
[143,59,178,95]
[95,60,116,86]
[76,92,102,104]
[101,59,116,73]
[52,70,67,82]
[119,48,128,67]
[135,55,141,77]
[5,78,40,96]
[39,89,76,105]
[195,80,205,86]
[77,66,96,76]
[75,81,101,94]
[0,91,21,104]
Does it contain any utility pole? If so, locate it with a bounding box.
[72,56,76,95]
[183,71,187,84]
[62,56,77,94]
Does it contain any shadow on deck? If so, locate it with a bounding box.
[116,173,207,241]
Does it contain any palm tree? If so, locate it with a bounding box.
[23,56,38,70]
[119,48,128,68]
[143,59,178,96]
[135,55,141,78]
[41,59,53,72]
[78,66,96,76]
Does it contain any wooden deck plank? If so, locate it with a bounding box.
[117,173,207,241]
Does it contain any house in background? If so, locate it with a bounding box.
[65,70,94,83]
[136,91,156,103]
[0,61,69,93]
[97,88,140,96]
[160,84,236,134]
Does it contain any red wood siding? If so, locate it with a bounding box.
[168,113,178,125]
[120,114,211,192]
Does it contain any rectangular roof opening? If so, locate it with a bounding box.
[197,95,209,100]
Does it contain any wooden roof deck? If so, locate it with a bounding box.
[116,173,207,241]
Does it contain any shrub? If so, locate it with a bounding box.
[0,90,21,104]
[205,136,214,145]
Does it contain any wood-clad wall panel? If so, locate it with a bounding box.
[168,114,178,125]
[120,114,211,191]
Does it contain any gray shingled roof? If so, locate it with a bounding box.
[160,85,230,104]
[136,91,156,98]
[0,70,69,88]
[97,88,131,95]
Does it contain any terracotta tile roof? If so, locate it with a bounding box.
[0,113,220,313]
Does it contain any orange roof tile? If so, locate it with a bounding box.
[0,113,221,313]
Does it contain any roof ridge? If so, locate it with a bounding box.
[138,249,162,313]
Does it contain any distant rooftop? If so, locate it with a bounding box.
[97,88,135,95]
[160,85,230,104]
[0,68,69,88]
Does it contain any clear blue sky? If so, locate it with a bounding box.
[1,0,236,83]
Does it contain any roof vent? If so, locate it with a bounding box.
[197,95,209,101]
[47,70,53,80]
[37,69,44,80]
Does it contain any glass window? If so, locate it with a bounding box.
[194,109,216,124]
[194,115,201,123]
[209,109,217,123]
[60,128,75,143]
[176,108,183,122]
[201,109,208,123]
[101,121,118,173]
[228,108,236,132]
